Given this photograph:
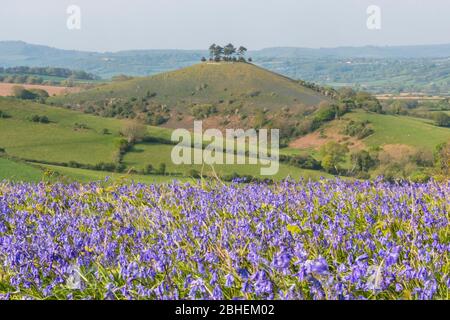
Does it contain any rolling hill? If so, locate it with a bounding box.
[0,97,329,183]
[49,62,331,129]
[2,41,450,95]
[291,109,450,152]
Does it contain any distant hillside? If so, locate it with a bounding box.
[0,41,204,79]
[2,41,450,94]
[253,44,450,59]
[49,62,330,130]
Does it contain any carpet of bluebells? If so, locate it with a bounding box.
[0,179,449,300]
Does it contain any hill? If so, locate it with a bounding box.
[0,97,329,183]
[49,62,330,130]
[2,41,450,95]
[0,41,204,79]
[291,110,450,152]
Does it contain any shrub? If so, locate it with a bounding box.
[289,155,321,170]
[39,116,49,124]
[434,112,450,127]
[74,123,89,130]
[409,171,431,183]
[115,139,132,154]
[157,163,167,175]
[28,89,49,99]
[320,141,349,174]
[351,150,377,173]
[120,121,147,143]
[343,120,374,139]
[12,86,38,100]
[0,110,11,119]
[190,104,217,120]
[145,164,154,175]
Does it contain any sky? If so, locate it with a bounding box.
[1,0,449,52]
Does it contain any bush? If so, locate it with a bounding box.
[0,110,11,119]
[12,86,38,100]
[28,89,49,99]
[74,123,89,130]
[39,116,49,124]
[115,139,132,154]
[320,142,349,174]
[120,121,147,143]
[157,163,167,175]
[355,92,382,113]
[145,164,154,174]
[351,150,376,173]
[434,112,450,127]
[409,171,431,183]
[30,115,50,123]
[314,103,336,123]
[343,120,374,139]
[190,104,217,120]
[289,155,321,170]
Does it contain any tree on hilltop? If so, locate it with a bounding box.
[224,43,236,61]
[237,46,248,61]
[213,45,224,61]
[209,44,216,61]
[206,43,249,62]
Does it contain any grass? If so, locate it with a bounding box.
[49,62,329,112]
[4,96,446,184]
[123,143,331,181]
[0,97,171,164]
[37,163,189,184]
[0,158,43,182]
[345,110,450,150]
[0,97,330,183]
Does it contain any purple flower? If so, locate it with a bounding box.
[306,258,329,276]
[225,274,234,287]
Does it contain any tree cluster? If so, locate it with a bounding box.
[0,66,98,80]
[204,44,251,62]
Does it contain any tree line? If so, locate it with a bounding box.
[0,66,98,80]
[202,44,252,62]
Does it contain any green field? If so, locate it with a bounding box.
[50,63,328,109]
[345,110,450,150]
[1,94,448,184]
[123,143,330,181]
[0,158,43,182]
[37,163,190,184]
[0,97,170,164]
[0,97,333,183]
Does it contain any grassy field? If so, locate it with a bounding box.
[2,97,446,184]
[0,83,79,96]
[50,63,328,110]
[0,97,332,183]
[37,163,190,184]
[123,143,331,181]
[0,97,170,164]
[0,158,43,182]
[345,110,450,150]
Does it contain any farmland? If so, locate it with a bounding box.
[0,97,332,182]
[0,83,79,97]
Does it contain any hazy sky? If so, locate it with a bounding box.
[1,0,449,52]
